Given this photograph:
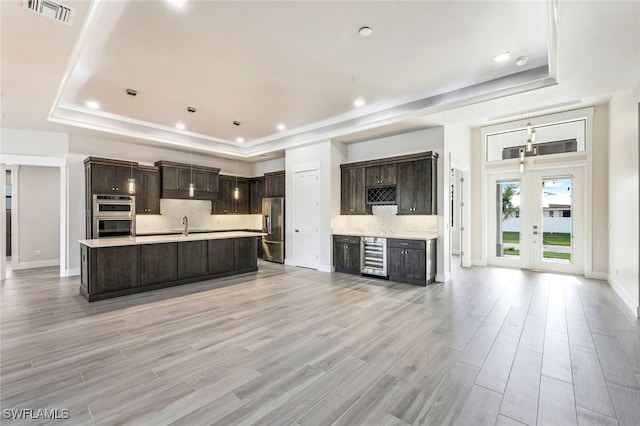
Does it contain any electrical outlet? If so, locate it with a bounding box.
[616,268,619,276]
[35,250,40,256]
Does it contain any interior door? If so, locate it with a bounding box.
[488,166,584,274]
[293,169,319,269]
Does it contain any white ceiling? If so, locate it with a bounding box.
[1,1,639,161]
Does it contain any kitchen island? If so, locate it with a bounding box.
[79,231,263,301]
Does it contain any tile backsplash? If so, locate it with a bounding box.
[331,205,438,237]
[136,199,261,234]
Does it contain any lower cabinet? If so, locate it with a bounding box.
[177,240,208,280]
[333,235,361,274]
[140,243,177,286]
[208,239,234,274]
[234,237,258,270]
[388,238,436,286]
[94,246,138,293]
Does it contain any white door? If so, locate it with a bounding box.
[293,169,320,269]
[488,166,584,274]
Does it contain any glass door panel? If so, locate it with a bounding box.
[497,181,521,260]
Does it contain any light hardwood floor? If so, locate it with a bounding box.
[1,260,639,425]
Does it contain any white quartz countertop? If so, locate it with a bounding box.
[333,232,438,241]
[80,231,265,248]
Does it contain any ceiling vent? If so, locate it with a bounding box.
[23,0,75,25]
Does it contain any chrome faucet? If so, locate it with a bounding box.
[182,216,189,236]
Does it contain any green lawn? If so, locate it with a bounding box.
[502,232,571,246]
[543,251,571,260]
[503,247,520,256]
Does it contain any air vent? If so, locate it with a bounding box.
[23,0,75,25]
[367,186,397,205]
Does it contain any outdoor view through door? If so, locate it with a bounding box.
[496,175,575,267]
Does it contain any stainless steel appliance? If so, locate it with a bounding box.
[361,236,388,277]
[92,194,135,239]
[262,197,284,263]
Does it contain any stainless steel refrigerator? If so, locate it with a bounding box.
[262,197,284,263]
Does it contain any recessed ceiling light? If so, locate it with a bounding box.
[236,137,244,143]
[359,26,373,37]
[166,0,187,8]
[494,51,511,63]
[86,100,100,109]
[277,123,286,131]
[515,56,529,67]
[175,122,185,130]
[353,97,366,107]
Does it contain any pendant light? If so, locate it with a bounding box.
[233,159,240,200]
[126,88,137,193]
[187,106,196,198]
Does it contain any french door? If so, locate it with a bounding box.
[488,166,584,274]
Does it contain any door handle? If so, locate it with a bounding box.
[533,231,538,235]
[295,229,299,232]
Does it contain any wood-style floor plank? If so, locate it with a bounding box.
[1,261,639,425]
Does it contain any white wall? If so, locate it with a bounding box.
[1,129,68,157]
[15,166,60,269]
[608,83,640,317]
[592,104,609,276]
[347,128,443,162]
[285,140,334,271]
[471,127,484,265]
[252,157,286,176]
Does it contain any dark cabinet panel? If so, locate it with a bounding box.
[387,239,428,285]
[365,164,397,186]
[405,249,427,282]
[265,171,285,197]
[178,168,192,190]
[217,177,249,214]
[140,243,177,286]
[155,161,220,200]
[234,237,257,270]
[194,170,207,194]
[397,158,436,215]
[249,177,265,214]
[208,239,234,274]
[206,171,219,193]
[333,236,361,274]
[387,247,405,279]
[340,167,371,215]
[95,246,138,293]
[163,166,180,191]
[177,241,208,280]
[90,163,134,195]
[135,167,160,214]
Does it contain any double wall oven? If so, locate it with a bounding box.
[92,194,135,239]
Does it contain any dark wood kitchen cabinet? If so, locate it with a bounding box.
[387,238,437,286]
[365,164,397,186]
[139,243,177,286]
[216,176,249,214]
[85,157,138,195]
[340,166,371,215]
[155,161,220,200]
[135,166,160,214]
[397,156,437,215]
[93,246,138,293]
[265,171,285,197]
[208,239,234,274]
[177,240,208,280]
[234,237,258,270]
[249,177,265,214]
[333,235,361,274]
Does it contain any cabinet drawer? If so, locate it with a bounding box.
[387,239,425,250]
[334,235,361,245]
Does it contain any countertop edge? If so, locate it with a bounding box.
[80,231,265,248]
[332,233,438,241]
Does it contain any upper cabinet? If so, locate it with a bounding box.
[215,176,249,214]
[154,161,220,200]
[85,157,138,195]
[396,156,437,215]
[249,177,265,214]
[340,166,371,215]
[135,166,160,214]
[340,151,437,215]
[264,171,285,197]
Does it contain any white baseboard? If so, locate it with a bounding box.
[317,264,333,273]
[608,276,639,318]
[471,259,485,266]
[13,259,60,270]
[585,271,608,280]
[436,272,451,283]
[284,259,295,267]
[65,267,80,277]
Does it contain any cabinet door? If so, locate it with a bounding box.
[206,171,219,193]
[365,166,380,187]
[340,169,352,215]
[350,168,368,214]
[265,173,285,197]
[345,243,361,273]
[396,162,416,214]
[379,163,397,185]
[412,159,432,214]
[178,168,193,191]
[140,243,177,286]
[387,247,405,280]
[194,170,207,194]
[333,240,347,271]
[249,178,265,214]
[95,246,138,293]
[163,166,180,191]
[177,241,208,279]
[134,169,146,214]
[234,237,257,270]
[405,249,427,282]
[115,165,133,195]
[208,239,234,274]
[145,169,161,214]
[234,180,249,214]
[91,164,116,194]
[219,178,235,213]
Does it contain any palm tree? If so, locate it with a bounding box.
[502,184,518,221]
